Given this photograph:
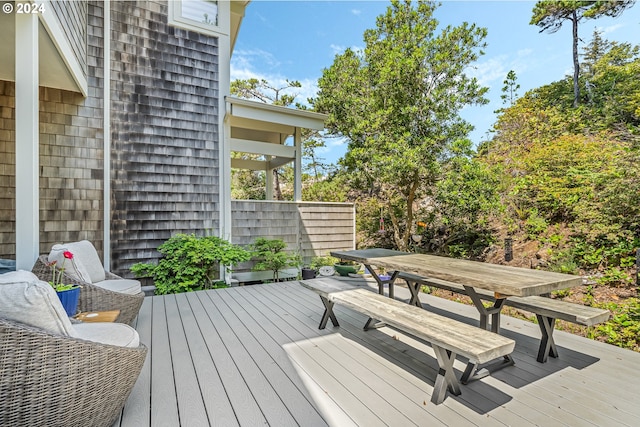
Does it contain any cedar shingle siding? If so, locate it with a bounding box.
[0,82,15,258]
[0,1,220,276]
[109,1,220,275]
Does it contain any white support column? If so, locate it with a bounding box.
[103,0,111,270]
[219,33,232,282]
[15,7,40,270]
[294,127,302,201]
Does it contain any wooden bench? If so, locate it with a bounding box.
[300,277,516,404]
[397,272,611,363]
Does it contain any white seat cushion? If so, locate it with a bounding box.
[0,270,75,336]
[50,240,106,283]
[95,279,142,295]
[49,243,94,284]
[72,322,140,348]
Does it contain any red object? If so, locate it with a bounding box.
[63,251,74,259]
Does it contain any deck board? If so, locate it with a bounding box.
[150,296,180,427]
[175,292,239,427]
[116,278,640,427]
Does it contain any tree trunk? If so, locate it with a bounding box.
[273,169,283,200]
[572,10,580,108]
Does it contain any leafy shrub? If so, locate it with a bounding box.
[595,267,632,287]
[131,234,251,294]
[310,255,339,270]
[524,209,547,239]
[250,238,301,282]
[547,249,579,274]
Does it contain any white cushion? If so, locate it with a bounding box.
[49,243,94,284]
[0,270,75,336]
[95,279,142,295]
[72,322,140,348]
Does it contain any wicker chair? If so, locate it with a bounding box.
[0,317,147,427]
[32,255,144,325]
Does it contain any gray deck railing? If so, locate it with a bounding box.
[231,200,355,271]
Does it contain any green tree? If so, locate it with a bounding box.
[500,70,521,107]
[250,237,301,282]
[581,29,611,77]
[530,0,634,108]
[313,0,488,250]
[432,139,501,256]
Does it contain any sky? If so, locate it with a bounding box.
[231,0,640,166]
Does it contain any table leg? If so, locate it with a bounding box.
[364,264,399,298]
[464,285,505,333]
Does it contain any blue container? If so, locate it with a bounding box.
[56,287,80,317]
[0,259,16,274]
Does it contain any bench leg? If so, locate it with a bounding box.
[431,345,461,404]
[363,317,385,330]
[460,355,515,384]
[536,314,558,363]
[319,296,339,329]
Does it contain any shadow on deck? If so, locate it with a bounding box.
[113,277,640,427]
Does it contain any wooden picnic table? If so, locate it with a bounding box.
[330,248,583,333]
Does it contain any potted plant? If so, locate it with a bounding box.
[250,238,301,282]
[334,260,359,276]
[47,250,81,316]
[301,265,316,279]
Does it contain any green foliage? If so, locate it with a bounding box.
[302,172,348,202]
[250,238,301,282]
[309,255,339,270]
[595,267,632,287]
[552,288,571,299]
[546,248,580,275]
[524,209,548,239]
[593,299,640,351]
[500,70,520,107]
[313,0,488,250]
[530,0,635,107]
[131,234,251,294]
[425,140,500,257]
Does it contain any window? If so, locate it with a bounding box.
[169,0,229,37]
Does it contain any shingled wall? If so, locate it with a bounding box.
[0,82,15,258]
[109,0,220,275]
[231,200,355,272]
[0,1,221,276]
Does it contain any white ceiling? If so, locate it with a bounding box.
[0,13,82,93]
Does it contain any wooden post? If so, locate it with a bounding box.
[504,238,513,262]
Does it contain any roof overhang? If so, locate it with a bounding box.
[0,6,87,95]
[225,96,327,171]
[230,0,250,54]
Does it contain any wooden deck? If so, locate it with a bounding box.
[114,277,640,427]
